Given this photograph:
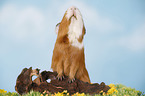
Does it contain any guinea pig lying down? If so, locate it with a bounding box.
[51,6,90,83]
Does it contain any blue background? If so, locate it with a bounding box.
[0,0,145,93]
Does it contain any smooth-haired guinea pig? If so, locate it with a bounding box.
[51,6,90,83]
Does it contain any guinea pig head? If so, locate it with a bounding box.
[56,6,86,49]
[56,6,85,36]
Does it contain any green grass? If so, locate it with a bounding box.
[0,84,144,96]
[95,84,145,96]
[0,92,19,96]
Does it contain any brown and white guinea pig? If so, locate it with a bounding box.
[51,6,90,83]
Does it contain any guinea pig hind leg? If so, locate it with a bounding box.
[56,60,64,81]
[68,62,79,83]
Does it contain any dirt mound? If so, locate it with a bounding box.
[15,67,110,95]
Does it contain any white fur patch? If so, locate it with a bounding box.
[66,6,84,49]
[71,39,84,49]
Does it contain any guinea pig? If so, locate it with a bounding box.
[51,6,90,83]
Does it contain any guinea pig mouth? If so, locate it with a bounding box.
[70,14,77,20]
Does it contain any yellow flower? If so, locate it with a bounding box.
[0,89,7,93]
[107,84,118,95]
[108,83,115,88]
[63,90,67,93]
[54,92,64,96]
[99,90,103,93]
[53,90,70,96]
[40,94,48,96]
[73,92,85,96]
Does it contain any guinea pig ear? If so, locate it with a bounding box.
[55,22,60,35]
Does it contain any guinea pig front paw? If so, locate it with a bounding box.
[57,75,64,81]
[68,78,75,83]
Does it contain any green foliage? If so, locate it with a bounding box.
[23,91,42,96]
[0,84,144,96]
[113,84,144,96]
[0,92,19,96]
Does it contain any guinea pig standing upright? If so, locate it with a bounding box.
[51,6,90,83]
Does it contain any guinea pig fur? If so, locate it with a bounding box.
[51,6,90,83]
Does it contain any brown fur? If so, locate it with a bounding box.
[51,8,90,83]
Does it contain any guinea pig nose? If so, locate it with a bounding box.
[70,6,77,10]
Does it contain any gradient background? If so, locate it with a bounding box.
[0,0,145,93]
